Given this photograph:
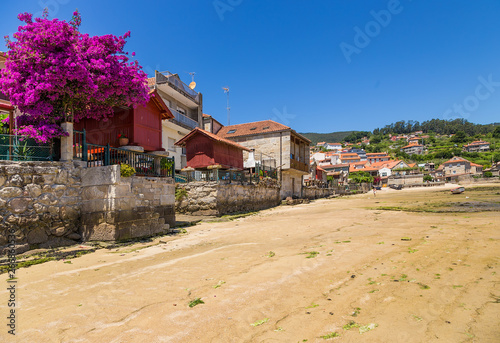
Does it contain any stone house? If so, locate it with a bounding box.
[441,156,470,177]
[463,140,490,153]
[148,71,203,172]
[217,120,310,199]
[484,162,500,176]
[401,143,424,155]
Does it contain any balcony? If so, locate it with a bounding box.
[155,71,200,104]
[168,107,199,130]
[290,159,309,173]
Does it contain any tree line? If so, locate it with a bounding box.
[372,119,499,136]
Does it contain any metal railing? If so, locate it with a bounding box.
[168,107,199,130]
[155,71,200,103]
[74,130,175,178]
[0,134,53,161]
[178,164,278,184]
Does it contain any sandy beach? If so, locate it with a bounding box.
[1,183,499,342]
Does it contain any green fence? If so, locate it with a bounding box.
[74,130,174,178]
[0,134,53,161]
[178,164,278,184]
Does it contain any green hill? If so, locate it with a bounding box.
[300,131,356,145]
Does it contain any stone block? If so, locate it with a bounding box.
[59,196,79,206]
[5,166,21,175]
[25,184,42,197]
[0,186,23,198]
[55,169,68,184]
[81,165,120,187]
[81,185,110,200]
[65,187,79,197]
[66,232,81,240]
[81,212,106,226]
[50,226,68,237]
[27,227,48,244]
[52,184,67,198]
[8,174,24,187]
[8,197,30,214]
[80,199,109,213]
[60,206,79,221]
[82,223,117,241]
[37,193,58,206]
[43,174,56,184]
[33,175,44,184]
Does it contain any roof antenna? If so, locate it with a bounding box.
[188,72,196,90]
[223,87,230,125]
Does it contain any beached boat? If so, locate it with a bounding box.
[451,186,465,194]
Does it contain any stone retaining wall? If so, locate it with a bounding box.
[0,161,175,254]
[80,166,175,241]
[176,180,281,216]
[302,186,335,199]
[0,161,82,254]
[388,174,424,185]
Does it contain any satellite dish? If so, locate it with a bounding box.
[189,81,196,90]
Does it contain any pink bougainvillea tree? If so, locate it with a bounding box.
[0,10,150,142]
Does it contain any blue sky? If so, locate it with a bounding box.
[1,0,500,133]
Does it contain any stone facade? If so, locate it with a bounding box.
[0,161,175,254]
[175,180,281,216]
[281,169,305,199]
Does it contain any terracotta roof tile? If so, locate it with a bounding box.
[147,77,156,87]
[175,127,251,151]
[217,120,310,142]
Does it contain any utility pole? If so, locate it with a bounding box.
[223,87,230,125]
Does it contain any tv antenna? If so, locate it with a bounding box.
[188,72,196,90]
[223,87,230,125]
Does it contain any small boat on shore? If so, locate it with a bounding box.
[451,186,465,194]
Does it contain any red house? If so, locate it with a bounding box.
[74,90,173,151]
[175,128,251,170]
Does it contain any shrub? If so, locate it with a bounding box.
[423,175,433,182]
[484,171,493,178]
[175,186,187,201]
[120,163,136,177]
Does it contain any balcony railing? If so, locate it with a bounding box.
[169,107,199,130]
[73,130,175,178]
[155,71,200,103]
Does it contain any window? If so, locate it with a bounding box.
[250,127,257,131]
[262,126,270,130]
[227,129,236,134]
[177,107,186,115]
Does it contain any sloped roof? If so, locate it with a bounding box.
[442,156,470,165]
[402,143,423,149]
[148,89,173,119]
[217,120,310,142]
[464,140,489,147]
[366,152,389,157]
[147,77,156,87]
[175,127,251,151]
